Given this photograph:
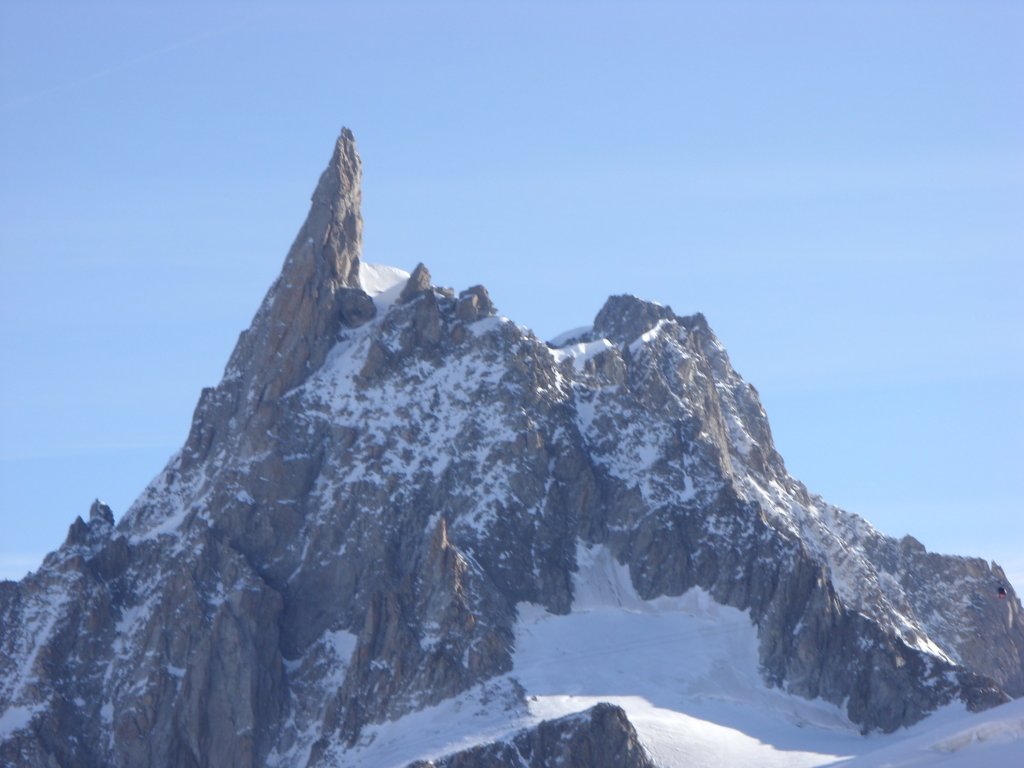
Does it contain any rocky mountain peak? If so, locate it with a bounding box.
[88,499,114,525]
[181,128,367,468]
[3,131,1022,768]
[235,125,364,365]
[591,294,679,345]
[398,262,433,304]
[309,127,363,286]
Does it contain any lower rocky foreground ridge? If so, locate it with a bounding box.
[1,129,1021,768]
[405,704,656,768]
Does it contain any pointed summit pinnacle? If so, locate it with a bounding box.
[182,128,369,465]
[304,126,364,290]
[316,129,362,273]
[232,126,365,389]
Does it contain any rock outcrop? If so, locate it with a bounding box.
[180,127,364,472]
[2,129,1022,767]
[406,704,656,768]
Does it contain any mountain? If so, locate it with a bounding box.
[1,129,1022,768]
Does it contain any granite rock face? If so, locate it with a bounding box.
[180,127,363,473]
[2,129,1022,767]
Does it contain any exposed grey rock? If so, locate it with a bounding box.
[359,339,389,380]
[406,703,656,768]
[179,127,364,471]
[89,500,114,526]
[591,293,677,345]
[405,289,443,349]
[325,516,515,747]
[63,515,90,546]
[2,129,1022,768]
[399,262,432,304]
[455,284,495,322]
[337,287,376,327]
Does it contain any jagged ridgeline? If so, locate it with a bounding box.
[1,129,1021,768]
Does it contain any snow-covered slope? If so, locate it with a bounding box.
[315,541,861,768]
[517,543,860,768]
[834,697,1024,767]
[320,541,1024,768]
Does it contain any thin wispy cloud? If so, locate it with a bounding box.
[0,10,268,112]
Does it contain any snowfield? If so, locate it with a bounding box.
[514,543,861,768]
[333,541,1024,767]
[832,697,1024,767]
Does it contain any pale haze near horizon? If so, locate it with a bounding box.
[0,1,1021,588]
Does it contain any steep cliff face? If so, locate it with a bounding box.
[1,130,1021,768]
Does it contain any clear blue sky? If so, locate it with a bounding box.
[1,1,1021,585]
